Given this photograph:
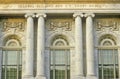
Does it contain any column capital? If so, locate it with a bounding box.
[73,13,83,18]
[84,13,95,17]
[36,13,47,18]
[25,13,35,18]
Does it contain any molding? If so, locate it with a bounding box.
[25,13,35,18]
[0,4,120,10]
[0,4,119,14]
[84,13,95,17]
[36,13,47,18]
[48,46,74,49]
[73,13,83,18]
[0,0,120,4]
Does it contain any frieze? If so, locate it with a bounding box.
[2,21,25,32]
[49,21,71,31]
[0,4,120,10]
[96,20,119,31]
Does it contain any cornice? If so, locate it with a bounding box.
[0,4,120,10]
[0,0,120,4]
[0,4,120,15]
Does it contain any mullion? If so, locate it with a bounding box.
[101,49,104,79]
[5,51,7,79]
[53,50,55,79]
[50,49,70,79]
[99,48,119,79]
[2,50,22,79]
[17,51,19,79]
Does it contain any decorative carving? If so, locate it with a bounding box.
[2,21,25,32]
[96,20,119,31]
[49,21,71,31]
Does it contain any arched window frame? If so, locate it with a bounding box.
[50,35,70,79]
[1,35,22,79]
[97,34,119,79]
[100,38,115,46]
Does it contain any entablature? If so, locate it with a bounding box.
[0,0,120,4]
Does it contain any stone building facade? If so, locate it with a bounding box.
[0,0,120,79]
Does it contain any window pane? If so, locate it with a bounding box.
[98,49,119,79]
[55,50,66,65]
[7,51,17,65]
[6,66,17,79]
[50,49,70,79]
[2,51,6,65]
[2,50,22,79]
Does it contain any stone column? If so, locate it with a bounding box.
[73,13,84,79]
[118,48,120,78]
[24,13,35,79]
[0,48,2,79]
[36,13,46,79]
[85,13,96,79]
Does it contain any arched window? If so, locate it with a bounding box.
[50,35,70,79]
[98,35,118,79]
[2,36,22,79]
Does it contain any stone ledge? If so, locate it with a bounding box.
[0,0,120,4]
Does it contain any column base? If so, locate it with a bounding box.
[71,75,85,79]
[76,75,85,79]
[23,75,34,79]
[35,75,46,79]
[86,75,97,79]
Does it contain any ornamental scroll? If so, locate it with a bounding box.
[96,19,119,31]
[2,21,25,32]
[48,21,72,31]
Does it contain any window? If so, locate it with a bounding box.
[50,35,70,79]
[98,35,119,79]
[2,38,22,79]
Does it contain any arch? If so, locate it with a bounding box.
[3,34,21,46]
[5,39,20,46]
[46,32,74,47]
[98,34,116,46]
[52,35,68,46]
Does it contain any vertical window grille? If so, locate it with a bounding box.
[1,37,22,79]
[98,35,119,79]
[98,49,118,79]
[2,50,22,79]
[50,49,70,79]
[50,36,70,79]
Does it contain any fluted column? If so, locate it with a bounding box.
[85,13,96,79]
[73,13,84,79]
[36,13,46,79]
[24,13,35,79]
